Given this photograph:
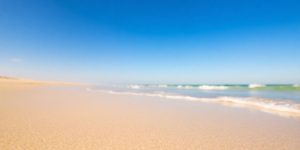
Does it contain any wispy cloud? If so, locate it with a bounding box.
[10,58,23,63]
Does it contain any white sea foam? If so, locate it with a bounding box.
[248,84,265,89]
[198,85,228,90]
[293,84,300,87]
[176,85,229,90]
[127,84,142,89]
[158,84,168,88]
[176,85,194,89]
[88,88,300,118]
[177,85,183,89]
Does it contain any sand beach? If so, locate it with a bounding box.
[1,78,300,150]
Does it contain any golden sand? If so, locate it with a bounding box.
[0,78,300,150]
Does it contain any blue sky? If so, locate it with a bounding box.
[0,0,300,84]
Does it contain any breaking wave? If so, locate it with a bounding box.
[127,84,142,89]
[294,84,300,87]
[176,85,194,89]
[198,85,228,90]
[125,84,300,91]
[176,85,228,90]
[248,84,265,89]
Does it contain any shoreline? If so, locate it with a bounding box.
[87,88,300,119]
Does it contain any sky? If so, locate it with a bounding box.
[0,0,300,84]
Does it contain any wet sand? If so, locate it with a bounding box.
[1,79,300,149]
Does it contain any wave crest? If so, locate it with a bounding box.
[248,84,265,89]
[198,85,228,90]
[127,85,142,89]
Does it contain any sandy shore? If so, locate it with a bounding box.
[0,79,300,150]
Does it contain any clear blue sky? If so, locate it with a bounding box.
[0,0,300,84]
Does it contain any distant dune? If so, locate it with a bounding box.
[0,75,85,88]
[0,76,17,79]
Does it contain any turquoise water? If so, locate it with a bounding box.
[124,84,300,102]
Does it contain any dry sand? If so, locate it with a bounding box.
[0,78,300,150]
